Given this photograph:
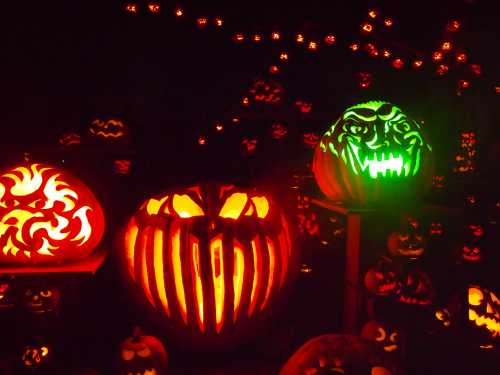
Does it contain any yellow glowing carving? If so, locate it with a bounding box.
[233,243,244,321]
[172,225,187,323]
[469,308,500,337]
[125,218,138,279]
[172,194,204,218]
[192,241,204,332]
[141,229,154,305]
[469,287,483,306]
[43,174,78,211]
[4,165,49,196]
[251,197,269,218]
[154,228,169,316]
[211,237,225,332]
[261,237,275,311]
[146,196,169,215]
[219,192,248,219]
[248,239,260,316]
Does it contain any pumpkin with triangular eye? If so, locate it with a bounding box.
[467,285,500,348]
[119,327,167,375]
[387,231,425,261]
[120,184,299,350]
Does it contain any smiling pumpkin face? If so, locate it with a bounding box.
[313,101,433,205]
[468,286,500,341]
[120,328,168,375]
[361,320,402,355]
[22,286,60,316]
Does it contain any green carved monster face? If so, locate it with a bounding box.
[319,101,432,179]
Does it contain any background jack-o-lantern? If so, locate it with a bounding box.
[88,118,129,142]
[22,286,60,316]
[361,320,405,356]
[387,231,426,261]
[0,163,105,264]
[21,343,51,369]
[119,326,168,375]
[119,183,299,350]
[395,269,434,306]
[312,101,434,206]
[364,259,399,297]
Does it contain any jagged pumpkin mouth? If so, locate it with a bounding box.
[469,310,500,337]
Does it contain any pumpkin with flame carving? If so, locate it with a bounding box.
[120,184,299,349]
[0,163,105,264]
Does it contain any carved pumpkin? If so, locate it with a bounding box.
[0,281,15,310]
[0,163,105,264]
[387,231,425,260]
[22,344,51,369]
[120,184,298,349]
[241,139,258,155]
[279,334,400,375]
[58,132,81,148]
[119,327,168,375]
[313,101,434,206]
[364,260,398,297]
[428,222,443,237]
[468,286,500,344]
[395,269,434,306]
[361,320,403,355]
[88,118,129,141]
[22,286,60,316]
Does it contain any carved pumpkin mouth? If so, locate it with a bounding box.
[469,309,500,337]
[378,282,397,294]
[126,370,157,375]
[383,344,398,352]
[347,146,418,179]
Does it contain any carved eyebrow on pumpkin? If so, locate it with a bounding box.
[376,327,386,341]
[219,193,248,219]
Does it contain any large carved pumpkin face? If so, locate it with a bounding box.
[119,328,167,375]
[468,286,500,341]
[0,163,105,264]
[313,101,433,205]
[122,184,298,349]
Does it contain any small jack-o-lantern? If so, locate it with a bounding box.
[0,281,15,310]
[457,223,485,263]
[364,260,398,297]
[119,327,168,375]
[279,334,399,375]
[303,133,320,148]
[120,183,299,349]
[22,344,51,369]
[396,269,434,306]
[22,286,60,316]
[387,231,425,260]
[361,320,403,355]
[468,285,500,344]
[428,222,443,237]
[313,101,434,206]
[88,118,129,141]
[434,308,451,328]
[0,163,105,264]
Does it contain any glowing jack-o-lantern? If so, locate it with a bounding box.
[22,344,51,369]
[121,184,298,349]
[88,118,129,141]
[361,320,403,355]
[468,286,500,341]
[0,163,105,264]
[313,101,434,205]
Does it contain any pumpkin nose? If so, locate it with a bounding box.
[487,303,493,313]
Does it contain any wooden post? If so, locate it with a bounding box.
[344,212,361,333]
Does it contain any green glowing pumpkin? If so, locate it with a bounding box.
[313,101,433,205]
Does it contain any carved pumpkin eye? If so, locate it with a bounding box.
[172,194,204,218]
[41,347,49,357]
[376,327,386,341]
[349,124,365,134]
[219,193,248,219]
[389,332,398,343]
[250,197,269,218]
[469,287,484,306]
[122,350,135,361]
[137,347,151,357]
[40,290,52,297]
[399,234,409,241]
[490,292,499,305]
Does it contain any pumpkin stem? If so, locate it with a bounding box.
[131,326,143,341]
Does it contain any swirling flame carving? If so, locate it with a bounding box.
[0,164,104,263]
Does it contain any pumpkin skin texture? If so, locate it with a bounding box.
[119,327,168,375]
[120,184,299,350]
[279,334,400,375]
[313,101,434,206]
[0,163,105,264]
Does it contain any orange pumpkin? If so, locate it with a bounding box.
[0,163,105,264]
[120,184,299,349]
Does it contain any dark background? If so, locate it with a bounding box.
[1,0,500,374]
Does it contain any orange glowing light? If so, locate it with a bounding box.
[495,86,500,94]
[382,49,391,58]
[392,58,404,69]
[253,34,261,42]
[361,22,373,33]
[413,59,423,68]
[350,43,360,51]
[125,3,138,13]
[214,17,223,27]
[432,51,443,62]
[215,123,224,132]
[234,33,245,43]
[384,18,393,27]
[324,34,336,44]
[296,34,305,43]
[0,163,104,264]
[459,80,470,89]
[269,65,279,74]
[197,17,208,28]
[456,52,467,63]
[211,237,225,332]
[172,225,187,324]
[141,228,154,306]
[271,32,280,40]
[219,193,248,219]
[436,64,449,76]
[280,52,289,61]
[447,20,460,32]
[308,41,318,51]
[470,64,482,76]
[192,241,204,332]
[248,240,260,316]
[261,237,276,311]
[175,8,184,17]
[154,228,170,317]
[441,41,452,51]
[172,194,204,218]
[147,2,160,13]
[125,218,138,279]
[251,197,269,218]
[368,10,378,18]
[242,97,250,105]
[233,244,244,321]
[198,136,206,145]
[232,117,240,124]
